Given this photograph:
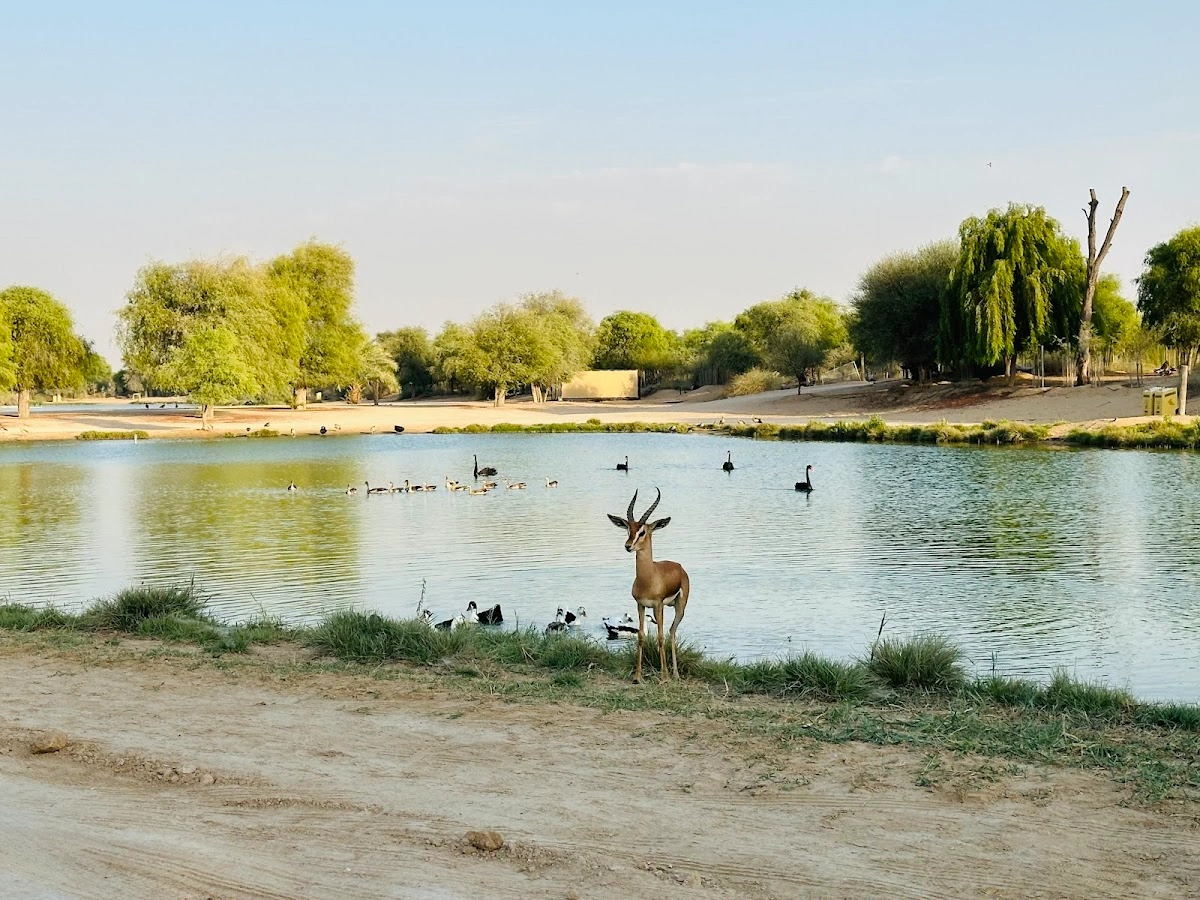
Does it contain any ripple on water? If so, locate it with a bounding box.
[2,434,1200,700]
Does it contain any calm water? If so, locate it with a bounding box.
[1,433,1199,700]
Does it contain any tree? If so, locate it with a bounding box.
[467,303,551,406]
[1077,187,1130,385]
[118,259,296,403]
[265,241,364,407]
[1090,275,1138,371]
[350,338,399,405]
[158,326,257,422]
[683,322,759,384]
[517,290,595,401]
[117,258,292,420]
[432,322,483,394]
[1137,226,1200,362]
[593,311,678,379]
[851,241,957,382]
[942,204,1085,383]
[378,327,435,397]
[79,340,114,394]
[735,290,847,392]
[0,286,86,417]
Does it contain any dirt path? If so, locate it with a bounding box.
[1,647,1197,899]
[1,378,1190,443]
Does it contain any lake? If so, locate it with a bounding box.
[2,432,1198,700]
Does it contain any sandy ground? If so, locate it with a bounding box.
[0,376,1192,442]
[1,643,1197,899]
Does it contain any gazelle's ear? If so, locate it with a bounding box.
[607,514,630,529]
[649,517,671,531]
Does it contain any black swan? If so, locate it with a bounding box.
[616,455,629,471]
[722,451,734,472]
[795,465,814,493]
[474,454,498,478]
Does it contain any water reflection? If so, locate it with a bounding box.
[1,434,1199,700]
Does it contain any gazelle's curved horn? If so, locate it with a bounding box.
[626,490,638,523]
[639,487,662,525]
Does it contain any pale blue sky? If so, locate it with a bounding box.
[3,1,1198,360]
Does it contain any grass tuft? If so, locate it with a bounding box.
[868,634,966,691]
[83,583,209,632]
[76,430,149,441]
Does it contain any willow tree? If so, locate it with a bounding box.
[1137,226,1200,360]
[265,241,364,407]
[943,204,1085,383]
[0,286,86,417]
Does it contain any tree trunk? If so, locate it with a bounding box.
[494,387,505,407]
[1006,356,1016,386]
[293,386,307,410]
[1076,186,1130,386]
[1180,363,1190,416]
[16,388,31,419]
[202,404,214,424]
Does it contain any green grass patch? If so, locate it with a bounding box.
[76,430,149,441]
[83,583,209,631]
[1065,418,1200,449]
[3,590,1200,802]
[868,634,966,691]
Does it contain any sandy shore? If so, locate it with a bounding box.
[2,640,1197,899]
[0,377,1191,442]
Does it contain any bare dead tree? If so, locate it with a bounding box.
[1076,186,1131,385]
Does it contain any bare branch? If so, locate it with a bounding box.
[1094,186,1130,271]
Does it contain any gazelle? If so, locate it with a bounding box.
[606,488,689,682]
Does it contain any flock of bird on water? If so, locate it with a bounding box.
[281,447,816,651]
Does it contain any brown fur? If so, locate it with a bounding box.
[607,491,690,682]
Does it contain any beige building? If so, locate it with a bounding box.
[560,370,640,400]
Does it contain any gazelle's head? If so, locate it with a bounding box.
[608,488,672,553]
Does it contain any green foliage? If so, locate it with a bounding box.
[83,583,208,632]
[432,293,594,402]
[159,325,257,410]
[1091,274,1138,352]
[1066,419,1200,449]
[851,241,957,379]
[1137,226,1200,354]
[867,634,966,691]
[352,338,399,402]
[593,310,679,375]
[76,430,149,441]
[942,204,1085,371]
[725,367,784,396]
[734,289,847,385]
[0,285,87,397]
[736,652,873,701]
[266,241,364,389]
[378,326,435,396]
[78,340,114,394]
[682,321,760,383]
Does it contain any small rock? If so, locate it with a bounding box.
[466,830,505,852]
[567,891,581,900]
[200,773,215,786]
[178,766,197,776]
[31,731,68,754]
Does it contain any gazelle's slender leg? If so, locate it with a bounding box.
[669,603,685,679]
[633,604,646,684]
[655,602,667,680]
